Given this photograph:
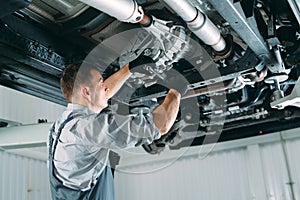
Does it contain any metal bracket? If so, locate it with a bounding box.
[207,0,270,58]
[271,77,300,109]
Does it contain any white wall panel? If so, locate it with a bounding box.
[115,128,300,200]
[260,142,292,199]
[0,86,65,125]
[0,150,51,200]
[115,148,252,200]
[285,138,300,199]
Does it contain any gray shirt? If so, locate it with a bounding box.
[48,104,160,191]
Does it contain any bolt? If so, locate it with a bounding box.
[284,110,292,117]
[185,113,192,121]
[276,105,283,109]
[172,53,177,59]
[196,59,202,65]
[144,49,151,56]
[256,2,263,8]
[166,22,174,28]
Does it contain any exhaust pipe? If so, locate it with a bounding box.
[78,0,226,52]
[162,0,226,52]
[77,0,144,23]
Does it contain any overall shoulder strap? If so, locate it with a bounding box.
[48,114,82,161]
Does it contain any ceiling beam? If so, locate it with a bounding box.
[0,123,51,149]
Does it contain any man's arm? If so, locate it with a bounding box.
[84,89,180,149]
[104,58,181,136]
[152,89,181,135]
[103,64,132,99]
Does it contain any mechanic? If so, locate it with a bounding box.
[48,56,185,200]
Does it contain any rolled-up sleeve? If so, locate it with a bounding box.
[79,112,161,149]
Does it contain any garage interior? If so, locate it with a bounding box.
[1,0,300,199]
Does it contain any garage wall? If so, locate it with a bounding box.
[0,128,299,200]
[0,86,60,199]
[115,128,300,200]
[285,135,300,199]
[0,150,51,200]
[0,86,65,125]
[1,84,299,199]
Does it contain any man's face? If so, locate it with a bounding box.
[89,69,109,112]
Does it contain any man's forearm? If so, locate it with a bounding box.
[104,64,132,99]
[152,89,181,135]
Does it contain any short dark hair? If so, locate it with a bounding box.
[60,63,96,102]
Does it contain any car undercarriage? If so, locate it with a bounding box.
[1,0,300,154]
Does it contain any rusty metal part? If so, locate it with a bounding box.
[139,14,152,26]
[211,34,234,61]
[247,67,268,82]
[182,79,236,99]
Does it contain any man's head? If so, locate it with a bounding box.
[60,64,109,112]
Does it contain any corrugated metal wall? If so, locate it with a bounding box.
[115,128,300,200]
[0,150,51,200]
[282,130,300,199]
[0,86,65,124]
[116,148,251,200]
[1,129,299,200]
[0,86,59,199]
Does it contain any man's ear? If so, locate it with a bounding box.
[81,87,91,100]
